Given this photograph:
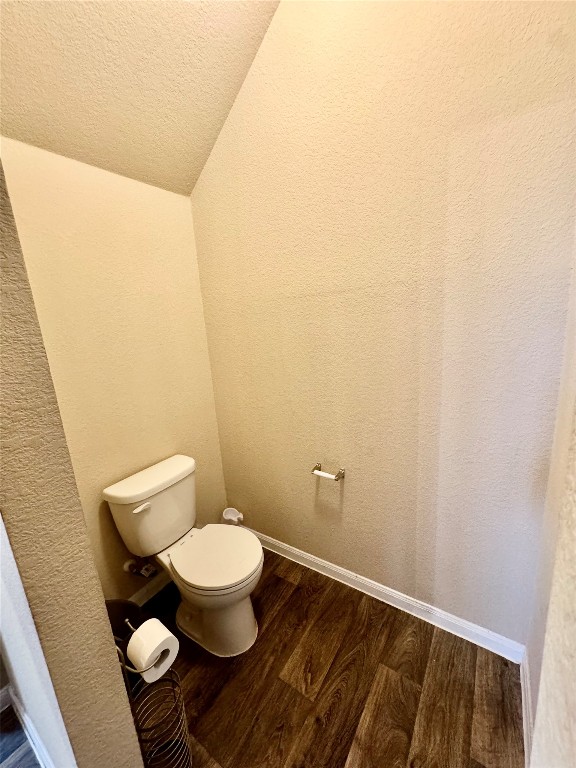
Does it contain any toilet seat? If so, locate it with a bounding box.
[166,524,263,592]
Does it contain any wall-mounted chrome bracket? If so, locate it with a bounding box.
[311,463,345,481]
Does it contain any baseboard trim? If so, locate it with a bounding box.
[520,653,533,766]
[0,684,11,712]
[129,570,171,606]
[252,529,525,664]
[9,687,57,768]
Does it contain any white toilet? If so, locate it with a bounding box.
[103,455,263,657]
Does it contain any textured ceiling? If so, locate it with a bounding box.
[1,1,279,194]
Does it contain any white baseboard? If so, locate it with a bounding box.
[0,684,11,712]
[252,529,525,664]
[520,653,533,766]
[129,570,171,606]
[9,687,57,768]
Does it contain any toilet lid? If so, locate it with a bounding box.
[168,525,263,590]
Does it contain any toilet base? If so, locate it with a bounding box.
[175,596,258,657]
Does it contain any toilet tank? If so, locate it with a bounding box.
[103,455,196,557]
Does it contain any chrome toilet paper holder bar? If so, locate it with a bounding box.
[311,463,345,481]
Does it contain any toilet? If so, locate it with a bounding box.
[103,455,263,657]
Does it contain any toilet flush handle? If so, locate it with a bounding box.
[132,502,151,515]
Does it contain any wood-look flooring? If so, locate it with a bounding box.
[146,550,524,768]
[0,707,40,768]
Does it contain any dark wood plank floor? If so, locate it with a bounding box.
[146,550,524,768]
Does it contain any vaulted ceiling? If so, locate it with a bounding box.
[1,1,279,194]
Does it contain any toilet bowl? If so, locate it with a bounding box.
[103,455,263,657]
[156,524,263,656]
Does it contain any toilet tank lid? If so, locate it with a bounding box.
[103,455,196,504]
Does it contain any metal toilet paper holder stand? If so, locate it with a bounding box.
[114,619,194,768]
[115,618,162,675]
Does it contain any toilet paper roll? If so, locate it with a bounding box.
[126,618,179,683]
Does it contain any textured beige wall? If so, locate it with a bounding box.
[1,161,143,767]
[1,0,279,194]
[192,0,576,643]
[526,250,576,722]
[1,516,77,768]
[531,406,576,766]
[2,138,226,600]
[530,257,576,766]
